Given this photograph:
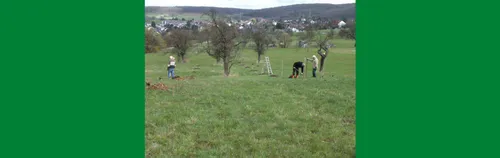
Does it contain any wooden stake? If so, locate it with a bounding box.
[281,60,284,77]
[304,57,307,78]
[321,57,327,78]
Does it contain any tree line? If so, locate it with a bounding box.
[145,9,356,77]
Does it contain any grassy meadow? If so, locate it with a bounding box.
[145,37,356,157]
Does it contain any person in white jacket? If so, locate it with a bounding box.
[307,55,319,78]
[167,56,176,79]
[311,55,319,77]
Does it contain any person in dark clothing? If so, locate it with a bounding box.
[292,61,305,78]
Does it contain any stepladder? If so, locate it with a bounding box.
[264,56,273,75]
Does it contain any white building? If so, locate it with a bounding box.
[338,21,346,28]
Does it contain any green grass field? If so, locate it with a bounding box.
[146,38,356,157]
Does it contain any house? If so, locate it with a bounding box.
[338,21,346,28]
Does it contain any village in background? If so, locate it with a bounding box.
[145,3,355,53]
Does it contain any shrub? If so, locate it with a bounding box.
[145,28,165,53]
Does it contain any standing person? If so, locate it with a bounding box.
[310,55,319,78]
[306,55,319,77]
[167,56,176,79]
[291,61,304,78]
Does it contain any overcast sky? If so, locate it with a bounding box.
[145,0,355,9]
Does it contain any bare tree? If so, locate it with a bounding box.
[339,20,356,47]
[251,25,271,63]
[165,29,193,63]
[239,27,253,49]
[304,25,316,43]
[313,28,335,75]
[296,25,316,52]
[198,28,219,63]
[197,28,211,43]
[278,31,292,48]
[202,9,245,77]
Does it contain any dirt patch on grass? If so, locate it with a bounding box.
[173,76,195,81]
[146,82,169,90]
[157,76,195,81]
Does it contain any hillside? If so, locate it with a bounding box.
[146,6,252,15]
[146,38,356,157]
[145,3,355,20]
[244,3,355,19]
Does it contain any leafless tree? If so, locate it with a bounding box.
[278,31,292,48]
[304,25,316,42]
[313,28,335,75]
[197,28,222,64]
[165,29,193,63]
[202,9,245,77]
[339,20,356,47]
[297,25,317,52]
[251,25,271,63]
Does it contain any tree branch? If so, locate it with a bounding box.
[234,41,244,47]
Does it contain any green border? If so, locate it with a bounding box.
[0,0,145,157]
[358,0,500,157]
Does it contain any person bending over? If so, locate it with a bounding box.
[292,61,304,78]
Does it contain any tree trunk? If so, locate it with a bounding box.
[319,57,326,72]
[177,53,182,63]
[257,53,261,64]
[318,49,328,72]
[223,59,230,77]
[181,55,186,63]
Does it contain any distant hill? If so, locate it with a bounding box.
[146,6,251,15]
[243,3,355,20]
[145,3,355,20]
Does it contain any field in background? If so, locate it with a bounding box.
[146,37,356,157]
[146,12,207,22]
